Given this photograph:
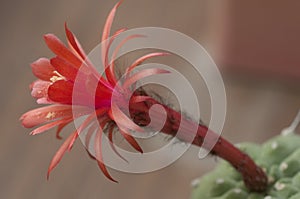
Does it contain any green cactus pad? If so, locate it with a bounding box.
[191,133,300,199]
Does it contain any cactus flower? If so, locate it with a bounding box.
[20,1,269,192]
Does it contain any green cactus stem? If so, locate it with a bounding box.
[191,110,300,199]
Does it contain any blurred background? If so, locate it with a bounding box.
[1,0,299,198]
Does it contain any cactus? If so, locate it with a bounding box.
[191,132,300,199]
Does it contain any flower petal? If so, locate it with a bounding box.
[108,124,128,162]
[47,131,77,179]
[110,103,143,132]
[123,68,170,89]
[31,58,55,81]
[125,52,170,75]
[30,80,51,100]
[20,105,73,128]
[56,120,72,139]
[94,128,117,182]
[130,95,152,103]
[50,56,78,81]
[65,23,86,60]
[101,0,123,64]
[67,108,109,150]
[30,118,73,135]
[103,28,127,84]
[108,34,144,86]
[44,34,82,68]
[119,127,143,153]
[47,80,73,105]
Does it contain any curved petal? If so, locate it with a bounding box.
[56,120,72,139]
[104,28,127,84]
[130,95,152,103]
[47,131,77,179]
[110,103,143,132]
[67,108,109,150]
[44,34,82,68]
[101,0,123,66]
[65,23,86,60]
[94,128,117,182]
[20,105,73,128]
[31,58,55,81]
[108,34,144,86]
[119,127,143,153]
[30,80,51,100]
[108,124,128,162]
[123,68,170,89]
[47,80,73,105]
[125,52,170,75]
[30,117,73,135]
[50,56,78,81]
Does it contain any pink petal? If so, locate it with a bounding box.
[130,95,152,103]
[47,131,77,179]
[84,122,98,152]
[119,127,143,153]
[67,108,109,150]
[94,128,117,182]
[30,80,51,100]
[31,58,55,81]
[108,34,144,86]
[50,56,78,81]
[56,120,72,140]
[125,52,170,75]
[30,118,73,135]
[108,124,128,162]
[47,80,73,105]
[123,68,170,89]
[36,97,52,104]
[44,34,82,68]
[65,23,86,60]
[20,105,73,128]
[104,28,127,67]
[101,0,123,65]
[103,28,127,84]
[110,104,143,132]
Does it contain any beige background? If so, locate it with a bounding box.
[1,0,299,199]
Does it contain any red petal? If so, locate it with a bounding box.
[47,131,77,179]
[108,34,144,86]
[108,124,128,162]
[104,28,127,66]
[101,0,123,63]
[103,28,127,84]
[110,104,143,132]
[31,58,55,81]
[30,80,51,100]
[44,34,82,68]
[125,52,170,75]
[30,117,73,135]
[56,120,72,139]
[119,127,143,153]
[84,122,97,153]
[123,68,170,89]
[131,95,152,103]
[65,23,86,60]
[47,80,73,105]
[50,57,78,81]
[20,105,73,128]
[94,128,118,182]
[67,108,109,150]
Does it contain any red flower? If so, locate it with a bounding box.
[20,1,168,181]
[21,1,268,192]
